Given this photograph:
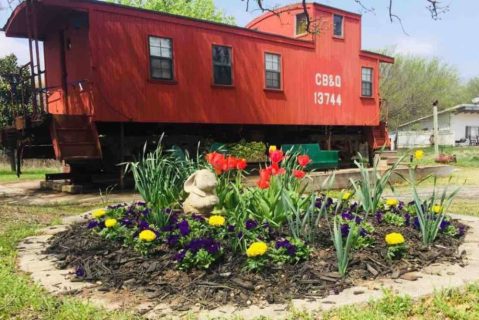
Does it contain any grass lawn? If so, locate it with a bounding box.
[1,201,479,319]
[397,146,479,168]
[0,160,61,183]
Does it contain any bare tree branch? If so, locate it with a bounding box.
[388,0,409,35]
[243,0,449,35]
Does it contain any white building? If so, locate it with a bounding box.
[395,103,479,148]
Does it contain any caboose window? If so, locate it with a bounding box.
[361,67,373,97]
[212,45,233,86]
[295,13,308,35]
[149,36,173,80]
[333,14,344,37]
[265,53,281,89]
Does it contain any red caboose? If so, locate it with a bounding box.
[2,0,393,179]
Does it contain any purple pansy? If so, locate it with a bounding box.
[191,214,205,222]
[75,265,85,277]
[375,211,383,224]
[275,239,296,256]
[440,219,450,232]
[167,234,180,247]
[177,219,190,236]
[138,220,150,230]
[174,249,186,262]
[87,220,99,229]
[413,217,421,230]
[341,211,354,221]
[354,216,363,224]
[245,219,258,230]
[340,224,350,237]
[404,213,411,227]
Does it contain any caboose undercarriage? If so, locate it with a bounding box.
[1,113,389,185]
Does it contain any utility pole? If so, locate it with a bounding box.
[433,100,439,157]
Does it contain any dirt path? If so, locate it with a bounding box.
[0,180,139,206]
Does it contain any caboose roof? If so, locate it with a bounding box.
[3,0,392,62]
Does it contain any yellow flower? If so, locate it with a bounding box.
[269,145,277,153]
[432,204,443,214]
[385,232,405,246]
[208,215,225,227]
[139,230,157,242]
[105,218,117,228]
[92,208,106,219]
[386,198,399,207]
[342,192,352,200]
[246,241,268,257]
[415,149,424,160]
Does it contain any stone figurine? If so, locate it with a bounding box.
[182,169,219,215]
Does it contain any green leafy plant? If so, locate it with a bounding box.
[409,171,461,245]
[332,217,359,277]
[383,212,406,227]
[124,135,197,228]
[284,173,336,243]
[350,153,405,220]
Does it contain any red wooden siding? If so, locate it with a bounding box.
[4,0,393,127]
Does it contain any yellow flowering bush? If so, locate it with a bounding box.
[385,232,405,245]
[246,241,268,257]
[385,198,399,207]
[415,149,424,160]
[208,215,226,227]
[342,192,352,201]
[92,208,106,219]
[139,230,157,242]
[432,204,443,214]
[105,218,118,228]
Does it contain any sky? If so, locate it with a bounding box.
[0,0,477,81]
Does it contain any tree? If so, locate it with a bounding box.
[107,0,236,24]
[379,50,467,129]
[0,54,31,129]
[463,77,479,102]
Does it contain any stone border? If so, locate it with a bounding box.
[17,213,479,319]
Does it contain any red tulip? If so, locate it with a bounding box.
[226,156,238,171]
[236,158,247,170]
[257,178,270,189]
[269,149,284,164]
[206,152,226,174]
[259,168,271,181]
[293,169,306,179]
[297,155,311,167]
[268,163,285,176]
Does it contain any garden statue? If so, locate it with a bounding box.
[182,169,219,215]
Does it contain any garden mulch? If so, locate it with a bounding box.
[45,220,467,311]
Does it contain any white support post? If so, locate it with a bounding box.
[433,106,439,156]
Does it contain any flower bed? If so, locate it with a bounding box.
[46,146,467,310]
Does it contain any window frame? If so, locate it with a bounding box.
[148,35,175,82]
[361,67,373,98]
[295,12,308,36]
[264,52,283,91]
[211,44,234,87]
[332,14,344,38]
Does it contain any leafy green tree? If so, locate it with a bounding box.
[0,54,31,129]
[108,0,236,24]
[379,49,467,129]
[463,77,479,102]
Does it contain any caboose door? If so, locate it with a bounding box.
[62,12,93,116]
